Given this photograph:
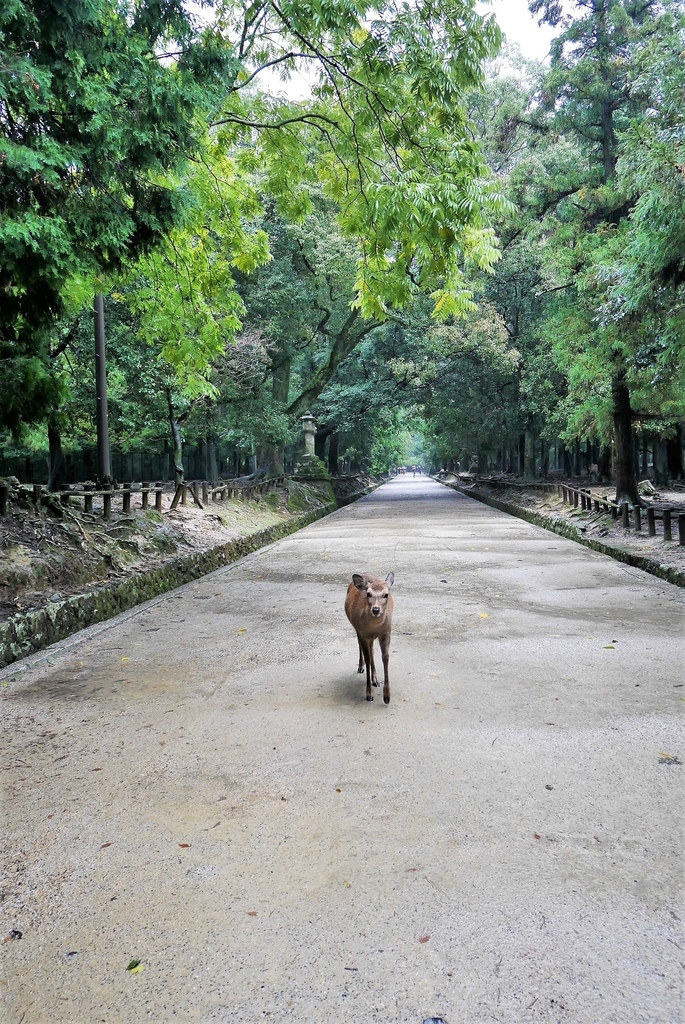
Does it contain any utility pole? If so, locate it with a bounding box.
[94,293,112,484]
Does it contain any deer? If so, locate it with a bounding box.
[344,572,394,704]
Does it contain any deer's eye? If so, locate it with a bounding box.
[382,594,388,599]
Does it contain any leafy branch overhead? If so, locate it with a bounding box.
[213,0,509,317]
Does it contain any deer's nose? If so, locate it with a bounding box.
[371,606,381,616]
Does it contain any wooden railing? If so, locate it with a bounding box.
[1,481,165,519]
[556,483,685,544]
[169,476,286,511]
[0,476,288,520]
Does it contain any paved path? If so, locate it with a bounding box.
[2,476,684,1024]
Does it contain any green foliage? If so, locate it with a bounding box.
[0,0,238,430]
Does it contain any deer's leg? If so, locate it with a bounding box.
[359,637,374,701]
[356,635,364,674]
[379,632,391,705]
[369,637,379,687]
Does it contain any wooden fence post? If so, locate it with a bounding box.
[621,504,629,528]
[33,484,42,507]
[142,481,149,510]
[646,508,656,537]
[633,507,641,531]
[103,487,112,520]
[84,483,94,514]
[155,483,163,513]
[679,514,685,547]
[0,484,8,517]
[122,486,131,514]
[202,481,209,504]
[663,509,672,542]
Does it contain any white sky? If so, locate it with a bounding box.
[482,0,557,62]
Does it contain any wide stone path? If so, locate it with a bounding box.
[2,476,683,1024]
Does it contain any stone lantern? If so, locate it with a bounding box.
[301,411,316,456]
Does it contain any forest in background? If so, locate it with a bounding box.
[1,0,683,506]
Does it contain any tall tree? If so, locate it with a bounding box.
[525,0,671,502]
[0,0,237,431]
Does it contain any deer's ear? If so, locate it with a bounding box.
[352,573,366,590]
[385,572,395,587]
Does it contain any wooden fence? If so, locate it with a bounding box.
[0,476,287,521]
[556,483,685,545]
[447,475,685,546]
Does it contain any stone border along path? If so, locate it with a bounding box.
[1,474,683,1024]
[439,478,685,589]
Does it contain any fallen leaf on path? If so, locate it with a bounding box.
[178,843,191,848]
[121,657,131,663]
[236,628,248,634]
[480,613,489,619]
[247,912,258,917]
[533,834,541,840]
[100,842,113,849]
[658,753,682,765]
[92,768,103,772]
[419,935,431,944]
[603,645,615,650]
[126,959,144,974]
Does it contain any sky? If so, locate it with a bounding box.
[482,0,557,62]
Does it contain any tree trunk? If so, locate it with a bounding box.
[258,353,291,478]
[612,373,641,505]
[666,425,684,480]
[598,444,612,483]
[166,390,185,487]
[518,432,526,475]
[524,428,537,477]
[559,442,572,476]
[328,432,339,476]
[205,437,218,483]
[541,442,549,479]
[47,417,66,491]
[640,436,649,478]
[654,441,669,486]
[258,443,284,477]
[573,439,581,477]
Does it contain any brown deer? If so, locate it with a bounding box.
[344,573,394,704]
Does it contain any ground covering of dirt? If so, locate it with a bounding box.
[0,476,373,626]
[442,473,685,581]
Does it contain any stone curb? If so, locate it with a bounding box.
[0,503,338,670]
[439,480,685,589]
